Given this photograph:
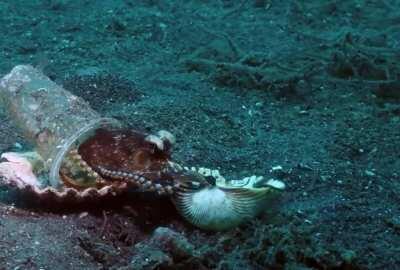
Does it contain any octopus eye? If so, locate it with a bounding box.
[132,151,152,168]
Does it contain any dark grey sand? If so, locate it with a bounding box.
[0,1,399,269]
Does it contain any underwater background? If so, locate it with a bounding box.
[0,0,399,269]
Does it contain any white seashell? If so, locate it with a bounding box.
[173,171,285,231]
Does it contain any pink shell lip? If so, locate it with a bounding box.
[0,150,181,207]
[0,151,131,205]
[11,183,130,204]
[0,152,40,187]
[2,182,132,206]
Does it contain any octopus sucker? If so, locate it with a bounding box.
[59,148,109,190]
[91,165,175,195]
[95,165,146,187]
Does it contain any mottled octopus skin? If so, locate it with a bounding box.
[77,128,175,188]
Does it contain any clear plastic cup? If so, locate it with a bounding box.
[0,65,122,188]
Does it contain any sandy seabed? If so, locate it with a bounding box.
[0,1,399,269]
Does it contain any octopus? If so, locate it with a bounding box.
[0,127,286,231]
[0,65,285,230]
[59,128,180,195]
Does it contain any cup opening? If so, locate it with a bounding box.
[48,118,122,188]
